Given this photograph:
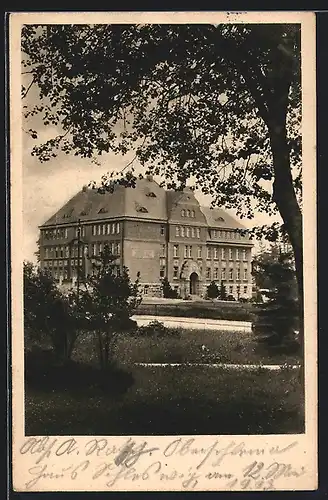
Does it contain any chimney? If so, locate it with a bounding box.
[82,185,88,192]
[146,174,153,182]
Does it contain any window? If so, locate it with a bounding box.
[191,227,195,238]
[175,226,180,237]
[97,225,101,236]
[221,248,226,259]
[160,225,165,236]
[206,267,211,279]
[55,246,59,258]
[92,225,96,236]
[136,205,148,213]
[184,245,192,258]
[197,246,202,259]
[101,224,106,235]
[229,267,234,280]
[214,247,218,260]
[99,242,103,254]
[244,266,248,280]
[92,243,97,256]
[242,249,247,260]
[181,209,186,217]
[173,245,179,258]
[236,266,240,280]
[229,286,233,294]
[64,228,68,239]
[181,226,185,237]
[196,227,200,238]
[222,231,226,239]
[206,247,211,259]
[191,210,195,218]
[236,249,239,260]
[188,246,192,258]
[173,266,179,278]
[212,230,217,239]
[111,223,115,234]
[229,248,233,260]
[98,207,108,214]
[45,248,49,259]
[160,266,165,278]
[186,227,190,237]
[186,209,190,217]
[161,244,166,257]
[214,268,219,279]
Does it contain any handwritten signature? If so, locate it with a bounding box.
[19,436,305,491]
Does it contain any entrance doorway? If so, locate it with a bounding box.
[189,272,199,295]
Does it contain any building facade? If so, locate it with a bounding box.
[38,176,254,299]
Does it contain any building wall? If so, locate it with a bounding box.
[39,186,254,300]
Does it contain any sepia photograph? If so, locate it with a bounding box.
[10,11,317,491]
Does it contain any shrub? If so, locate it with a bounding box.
[137,320,180,338]
[206,281,219,299]
[25,345,134,396]
[162,277,179,298]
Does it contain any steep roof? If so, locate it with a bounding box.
[41,177,167,227]
[200,206,247,230]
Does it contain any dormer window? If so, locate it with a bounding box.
[186,209,191,217]
[98,207,108,214]
[62,209,74,219]
[216,216,225,222]
[146,191,157,198]
[135,203,148,213]
[181,209,186,217]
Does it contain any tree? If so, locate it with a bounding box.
[23,261,78,360]
[162,276,178,298]
[82,245,142,369]
[218,282,227,301]
[21,24,303,318]
[252,249,299,350]
[207,281,219,299]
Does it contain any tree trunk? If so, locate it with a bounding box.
[269,122,303,334]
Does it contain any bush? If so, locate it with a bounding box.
[25,345,135,396]
[206,281,219,299]
[137,320,180,338]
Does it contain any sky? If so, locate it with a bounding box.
[21,59,280,263]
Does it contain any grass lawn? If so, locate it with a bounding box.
[25,364,304,435]
[136,300,253,321]
[73,328,301,366]
[24,324,303,436]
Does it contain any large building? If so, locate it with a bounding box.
[38,176,254,299]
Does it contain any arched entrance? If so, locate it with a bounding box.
[189,272,199,295]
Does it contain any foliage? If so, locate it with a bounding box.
[21,24,303,297]
[161,276,179,298]
[23,261,79,360]
[80,245,142,368]
[252,250,300,351]
[137,320,180,338]
[219,281,227,300]
[206,280,220,299]
[24,346,134,396]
